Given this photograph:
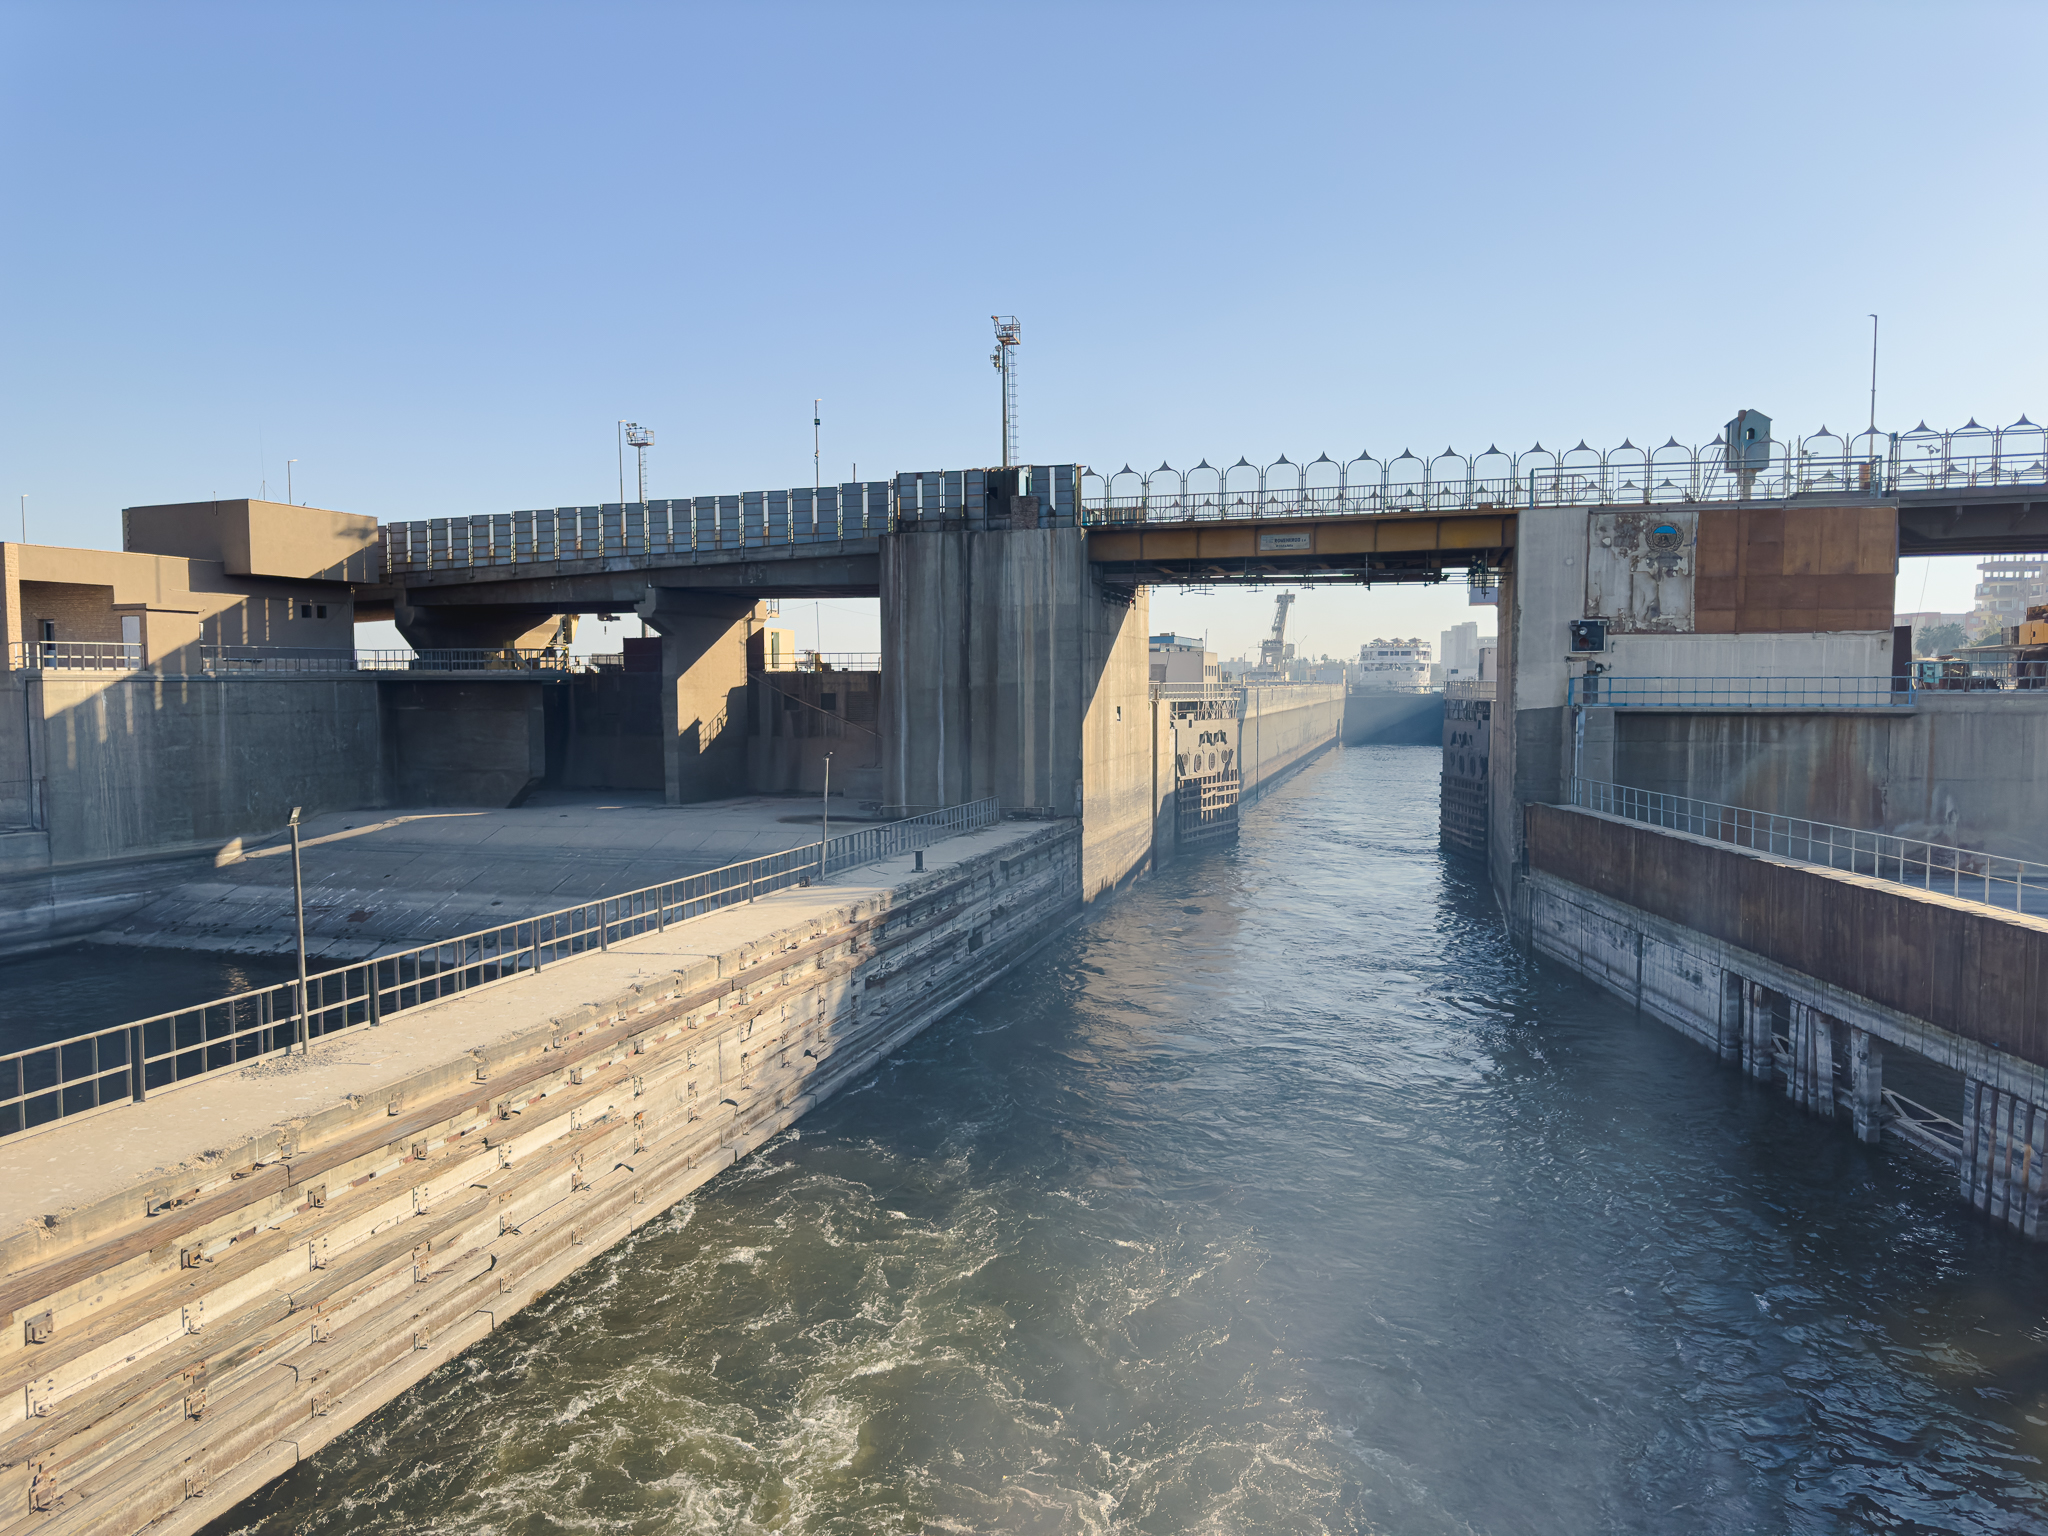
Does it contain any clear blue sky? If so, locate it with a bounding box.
[4,1,2040,657]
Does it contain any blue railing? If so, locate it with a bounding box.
[1567,675,1913,709]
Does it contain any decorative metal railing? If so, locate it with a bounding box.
[1571,778,2048,917]
[0,797,1003,1140]
[357,418,2047,573]
[1567,675,1913,709]
[1077,416,2047,523]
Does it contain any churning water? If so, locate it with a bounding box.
[209,746,2048,1534]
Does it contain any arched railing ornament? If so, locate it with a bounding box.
[1342,453,1382,513]
[1384,449,1424,510]
[1223,456,1259,514]
[1607,438,1650,504]
[1471,444,1515,505]
[1426,446,1468,511]
[1145,461,1183,514]
[2003,417,2048,485]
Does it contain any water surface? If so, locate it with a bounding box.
[209,746,2048,1534]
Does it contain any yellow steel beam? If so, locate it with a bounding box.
[1084,511,1515,564]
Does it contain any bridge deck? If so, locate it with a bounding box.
[1085,509,1515,585]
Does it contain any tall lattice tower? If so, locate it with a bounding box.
[990,315,1020,467]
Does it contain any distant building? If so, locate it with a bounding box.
[1438,621,1481,684]
[1149,632,1218,685]
[1970,557,2048,639]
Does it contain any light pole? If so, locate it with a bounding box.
[1867,314,1879,435]
[288,807,310,1053]
[616,420,627,509]
[820,751,833,882]
[17,494,23,544]
[813,399,821,495]
[286,459,297,506]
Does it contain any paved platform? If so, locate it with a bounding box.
[96,792,874,960]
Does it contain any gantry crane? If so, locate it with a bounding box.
[1259,592,1296,672]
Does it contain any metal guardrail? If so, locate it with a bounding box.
[6,641,144,670]
[378,467,1085,577]
[1571,778,2048,917]
[1445,679,1495,701]
[5,645,619,676]
[1908,657,2048,692]
[1077,416,2047,524]
[796,651,881,671]
[0,797,1003,1140]
[1567,675,1914,709]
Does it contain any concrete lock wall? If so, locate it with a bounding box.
[548,673,665,793]
[381,682,547,809]
[29,675,382,868]
[0,821,1079,1534]
[746,670,882,803]
[880,526,1153,901]
[1238,686,1346,803]
[1527,802,2048,1070]
[1603,694,2048,863]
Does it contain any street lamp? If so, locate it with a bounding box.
[288,807,310,1052]
[820,751,833,882]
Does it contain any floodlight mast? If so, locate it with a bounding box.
[990,316,1020,468]
[624,423,654,505]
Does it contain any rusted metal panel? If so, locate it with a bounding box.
[1527,803,2048,1068]
[1586,510,1696,633]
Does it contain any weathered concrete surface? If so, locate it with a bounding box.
[380,679,545,808]
[881,527,1151,900]
[1238,685,1344,804]
[97,795,836,961]
[0,817,1078,1534]
[1343,689,1442,746]
[1610,693,2048,863]
[1528,802,2048,1070]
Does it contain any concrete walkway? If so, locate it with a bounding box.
[0,820,1046,1239]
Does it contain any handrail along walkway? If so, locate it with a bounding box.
[1570,777,2048,917]
[0,799,1003,1140]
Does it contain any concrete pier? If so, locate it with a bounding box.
[0,818,1078,1533]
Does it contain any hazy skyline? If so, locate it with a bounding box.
[3,1,2039,656]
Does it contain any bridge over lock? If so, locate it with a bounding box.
[8,408,2048,1536]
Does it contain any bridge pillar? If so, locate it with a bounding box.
[1741,980,1775,1083]
[880,525,1151,898]
[1961,1079,2048,1239]
[636,590,761,804]
[1849,1027,1884,1144]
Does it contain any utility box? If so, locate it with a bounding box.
[1725,409,1772,475]
[1569,618,1608,653]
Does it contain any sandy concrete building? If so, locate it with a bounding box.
[0,500,374,670]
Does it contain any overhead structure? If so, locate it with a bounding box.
[991,316,1020,467]
[624,422,654,507]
